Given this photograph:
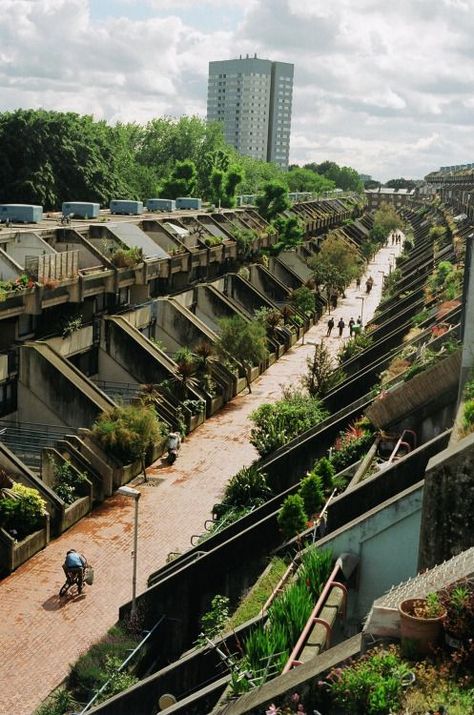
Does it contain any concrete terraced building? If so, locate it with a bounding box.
[207,55,294,169]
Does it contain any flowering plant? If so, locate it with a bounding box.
[265,692,307,714]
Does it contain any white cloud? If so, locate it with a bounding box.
[0,0,473,179]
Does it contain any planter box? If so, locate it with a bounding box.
[366,350,462,429]
[0,516,50,574]
[208,394,224,416]
[188,411,206,433]
[61,495,92,532]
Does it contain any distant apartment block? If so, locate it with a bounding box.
[207,54,294,169]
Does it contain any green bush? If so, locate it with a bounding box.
[330,431,374,473]
[463,400,474,431]
[0,483,47,539]
[195,594,230,647]
[325,648,412,715]
[463,378,474,401]
[110,246,143,268]
[92,403,164,467]
[338,332,373,364]
[69,624,140,701]
[35,688,78,715]
[249,388,328,457]
[53,459,88,505]
[277,494,308,540]
[233,547,333,693]
[299,473,324,518]
[311,457,336,491]
[213,465,272,519]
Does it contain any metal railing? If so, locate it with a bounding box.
[77,615,165,714]
[90,379,142,404]
[0,421,77,469]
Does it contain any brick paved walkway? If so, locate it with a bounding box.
[0,241,401,715]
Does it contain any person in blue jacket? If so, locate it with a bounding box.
[63,549,87,592]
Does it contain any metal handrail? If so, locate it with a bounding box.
[77,615,165,714]
[282,559,343,674]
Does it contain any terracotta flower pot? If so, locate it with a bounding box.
[399,598,446,657]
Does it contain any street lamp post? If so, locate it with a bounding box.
[356,296,365,326]
[117,485,141,617]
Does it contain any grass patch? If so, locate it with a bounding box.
[226,557,288,631]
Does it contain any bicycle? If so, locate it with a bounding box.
[59,564,93,597]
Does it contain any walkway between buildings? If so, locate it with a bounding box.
[0,240,402,715]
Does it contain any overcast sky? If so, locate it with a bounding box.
[0,0,472,181]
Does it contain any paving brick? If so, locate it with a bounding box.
[0,243,401,715]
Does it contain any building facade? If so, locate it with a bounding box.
[207,55,294,169]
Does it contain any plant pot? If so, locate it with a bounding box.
[399,598,446,657]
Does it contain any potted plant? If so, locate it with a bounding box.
[399,593,446,656]
[439,581,474,650]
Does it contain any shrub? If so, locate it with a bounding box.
[69,624,140,701]
[35,689,78,715]
[311,457,335,491]
[301,341,345,398]
[463,400,474,432]
[0,483,47,539]
[250,387,328,457]
[195,594,230,647]
[52,459,88,505]
[291,286,314,314]
[232,547,333,693]
[277,494,307,540]
[325,647,412,715]
[92,403,164,477]
[299,473,324,518]
[330,424,374,473]
[110,246,143,268]
[213,465,272,519]
[338,332,373,365]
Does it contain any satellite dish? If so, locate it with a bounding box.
[158,693,177,710]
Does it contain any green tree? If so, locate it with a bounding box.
[301,341,344,397]
[299,473,325,518]
[255,181,290,221]
[286,166,335,194]
[291,286,315,314]
[271,216,304,254]
[216,315,268,393]
[0,109,135,208]
[305,161,363,193]
[385,178,415,190]
[308,232,362,299]
[371,202,403,242]
[160,159,197,199]
[92,404,163,482]
[249,387,328,457]
[277,494,308,540]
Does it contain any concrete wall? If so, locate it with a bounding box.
[318,483,423,629]
[366,350,461,429]
[5,231,55,266]
[194,285,241,333]
[101,320,172,385]
[153,298,216,354]
[419,431,474,570]
[18,345,108,429]
[47,325,94,358]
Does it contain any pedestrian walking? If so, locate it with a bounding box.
[348,317,355,337]
[356,276,361,289]
[337,317,345,337]
[366,276,373,294]
[326,317,334,337]
[330,293,338,310]
[357,316,362,326]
